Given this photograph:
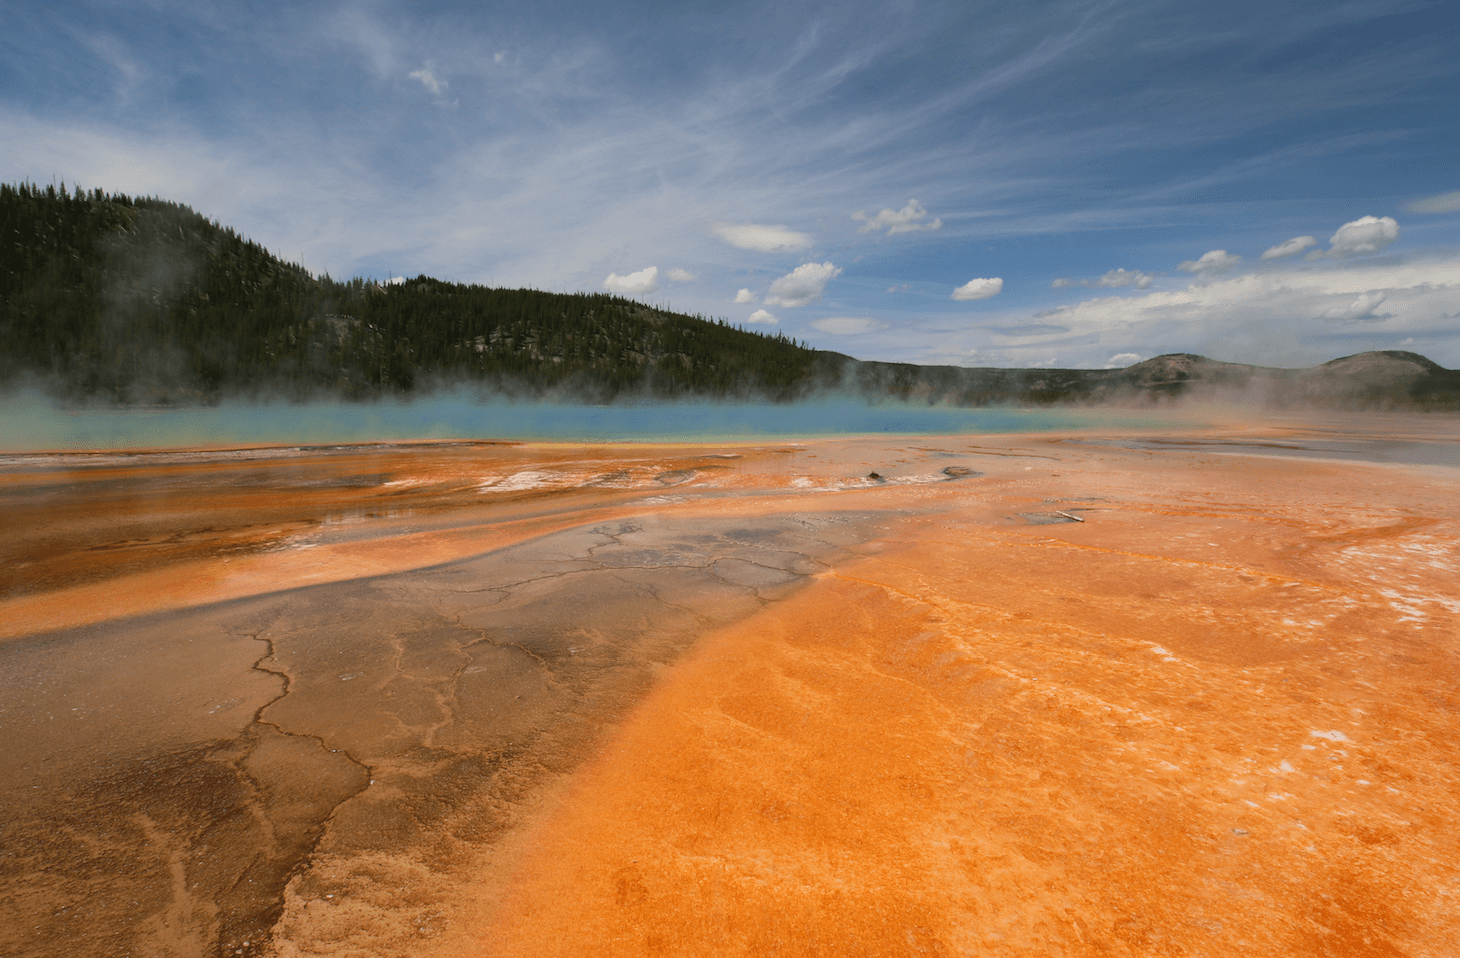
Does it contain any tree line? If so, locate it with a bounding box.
[8,182,1453,409]
[0,182,832,404]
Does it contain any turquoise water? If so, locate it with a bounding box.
[0,394,1169,451]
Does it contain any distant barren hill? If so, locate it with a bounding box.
[1106,350,1460,407]
[815,350,1460,410]
[3,182,1456,409]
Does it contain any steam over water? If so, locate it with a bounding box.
[1,394,1170,450]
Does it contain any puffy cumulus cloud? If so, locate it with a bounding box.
[1261,236,1317,260]
[1407,190,1460,214]
[746,309,779,325]
[733,288,756,304]
[603,265,658,295]
[1104,352,1144,368]
[811,316,887,335]
[1051,277,1074,288]
[665,268,696,282]
[765,261,841,307]
[1096,268,1153,289]
[951,277,1003,301]
[852,199,942,235]
[408,63,447,95]
[709,222,812,252]
[1177,250,1241,274]
[1322,290,1389,321]
[1328,216,1399,256]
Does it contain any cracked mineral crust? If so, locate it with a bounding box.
[2,424,1458,958]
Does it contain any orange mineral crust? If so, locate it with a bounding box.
[2,425,1457,958]
[485,442,1460,957]
[0,441,813,638]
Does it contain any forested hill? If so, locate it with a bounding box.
[4,182,1457,409]
[0,182,828,403]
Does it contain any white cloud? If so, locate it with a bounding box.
[765,261,841,307]
[1322,290,1388,320]
[811,316,886,335]
[733,288,756,304]
[1178,249,1241,273]
[1261,236,1317,260]
[666,267,696,282]
[1053,271,1151,290]
[1407,190,1460,214]
[1104,352,1143,368]
[951,277,1003,301]
[852,199,942,235]
[603,265,659,295]
[408,63,447,95]
[746,309,779,325]
[1009,258,1460,362]
[1327,215,1399,256]
[709,222,812,252]
[1096,268,1153,289]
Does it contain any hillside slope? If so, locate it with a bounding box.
[817,351,1460,409]
[3,182,1456,409]
[0,183,822,403]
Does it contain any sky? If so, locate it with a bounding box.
[3,0,1460,369]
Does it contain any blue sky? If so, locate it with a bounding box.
[4,0,1459,368]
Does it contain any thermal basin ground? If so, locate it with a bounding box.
[1,416,1456,958]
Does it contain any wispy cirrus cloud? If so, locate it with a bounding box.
[811,316,886,335]
[1407,190,1460,214]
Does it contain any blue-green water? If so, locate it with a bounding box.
[0,394,1171,451]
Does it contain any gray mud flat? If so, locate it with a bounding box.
[0,512,883,958]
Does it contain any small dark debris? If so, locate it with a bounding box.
[867,472,883,481]
[1016,513,1081,525]
[941,466,983,479]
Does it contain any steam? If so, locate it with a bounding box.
[0,389,1161,453]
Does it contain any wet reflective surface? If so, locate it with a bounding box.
[2,421,1458,957]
